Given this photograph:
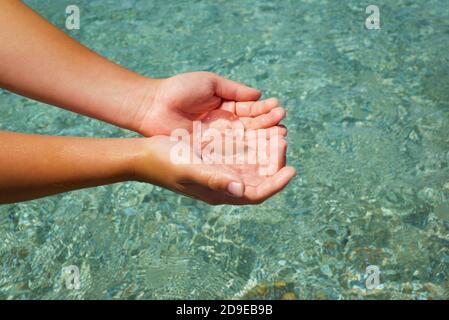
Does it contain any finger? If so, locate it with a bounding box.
[260,135,287,174]
[234,98,280,117]
[183,165,245,198]
[240,107,286,129]
[270,136,287,172]
[265,126,287,138]
[213,75,261,101]
[244,127,287,148]
[256,134,287,174]
[182,165,295,205]
[276,125,288,137]
[220,101,236,114]
[244,166,296,203]
[177,184,233,205]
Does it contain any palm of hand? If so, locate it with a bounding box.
[169,113,294,205]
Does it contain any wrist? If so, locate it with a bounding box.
[130,136,177,186]
[119,137,151,182]
[119,76,162,136]
[74,137,149,185]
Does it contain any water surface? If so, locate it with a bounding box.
[0,0,448,299]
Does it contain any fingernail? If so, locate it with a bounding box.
[227,182,244,198]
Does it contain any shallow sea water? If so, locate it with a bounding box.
[0,0,448,299]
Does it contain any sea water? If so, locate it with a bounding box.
[0,0,447,299]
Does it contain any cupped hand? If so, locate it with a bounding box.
[135,72,286,137]
[133,124,295,205]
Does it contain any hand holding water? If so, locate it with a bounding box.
[133,72,286,137]
[0,1,295,204]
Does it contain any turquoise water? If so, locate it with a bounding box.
[0,0,448,299]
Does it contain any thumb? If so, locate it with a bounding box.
[213,74,261,102]
[186,165,245,198]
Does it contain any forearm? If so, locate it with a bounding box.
[0,0,157,132]
[0,131,144,204]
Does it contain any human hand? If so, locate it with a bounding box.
[133,124,295,205]
[133,72,286,137]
